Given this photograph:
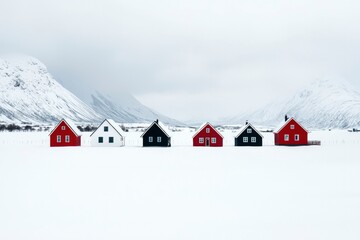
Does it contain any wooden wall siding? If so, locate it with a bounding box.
[50,120,81,147]
[143,124,171,147]
[193,123,223,147]
[90,120,125,147]
[274,118,308,145]
[235,126,263,146]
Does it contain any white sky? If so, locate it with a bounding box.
[1,0,360,121]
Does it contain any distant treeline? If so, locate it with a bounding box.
[76,125,97,132]
[0,124,128,132]
[0,124,51,132]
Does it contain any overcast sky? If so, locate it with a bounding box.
[1,0,360,121]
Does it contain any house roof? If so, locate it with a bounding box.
[90,119,125,137]
[192,122,224,138]
[274,117,308,134]
[235,123,264,138]
[140,120,170,138]
[49,118,82,136]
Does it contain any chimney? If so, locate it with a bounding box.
[156,119,159,124]
[285,115,289,122]
[245,120,248,125]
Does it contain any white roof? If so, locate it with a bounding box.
[235,123,264,138]
[140,120,170,138]
[107,119,125,136]
[49,118,82,136]
[192,122,224,138]
[90,119,125,137]
[274,117,308,134]
[63,118,82,136]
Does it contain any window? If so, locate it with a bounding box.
[295,134,300,141]
[157,136,162,142]
[290,125,295,130]
[57,135,61,143]
[61,126,65,130]
[284,134,289,141]
[149,136,153,142]
[247,128,252,134]
[206,128,210,133]
[243,137,248,143]
[98,137,103,143]
[104,126,108,132]
[251,137,256,143]
[109,137,114,143]
[65,135,70,143]
[199,138,204,143]
[211,137,216,143]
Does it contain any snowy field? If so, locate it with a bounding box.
[1,130,360,240]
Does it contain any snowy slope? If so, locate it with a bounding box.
[0,55,182,125]
[229,79,360,129]
[0,56,102,124]
[88,91,182,125]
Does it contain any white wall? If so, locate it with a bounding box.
[90,122,125,147]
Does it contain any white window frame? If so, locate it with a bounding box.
[57,135,61,143]
[98,137,103,143]
[284,134,289,141]
[104,126,109,132]
[290,125,295,130]
[65,135,70,143]
[247,128,252,134]
[251,137,256,143]
[157,136,162,142]
[61,126,66,130]
[243,137,248,143]
[109,137,114,143]
[149,136,153,142]
[199,138,204,143]
[206,128,210,133]
[211,137,216,143]
[295,134,300,141]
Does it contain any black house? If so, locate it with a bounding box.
[235,123,263,146]
[141,120,171,147]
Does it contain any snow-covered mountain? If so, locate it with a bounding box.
[0,56,101,124]
[87,91,182,125]
[228,79,360,129]
[0,55,182,125]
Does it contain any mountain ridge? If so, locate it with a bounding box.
[87,91,182,125]
[0,55,102,124]
[228,79,360,129]
[0,55,181,125]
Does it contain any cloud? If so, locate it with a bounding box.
[1,0,360,120]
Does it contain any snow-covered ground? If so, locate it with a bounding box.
[0,130,360,240]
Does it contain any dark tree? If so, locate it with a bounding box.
[6,124,21,132]
[24,125,35,131]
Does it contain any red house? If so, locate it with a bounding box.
[274,116,308,146]
[49,119,82,147]
[193,122,223,147]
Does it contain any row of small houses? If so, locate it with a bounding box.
[49,116,321,147]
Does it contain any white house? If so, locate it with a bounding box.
[90,119,125,147]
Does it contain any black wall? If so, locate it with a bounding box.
[143,124,171,147]
[235,125,263,146]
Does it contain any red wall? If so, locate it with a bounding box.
[50,121,81,147]
[274,119,308,145]
[193,124,223,147]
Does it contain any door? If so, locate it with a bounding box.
[205,138,210,146]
